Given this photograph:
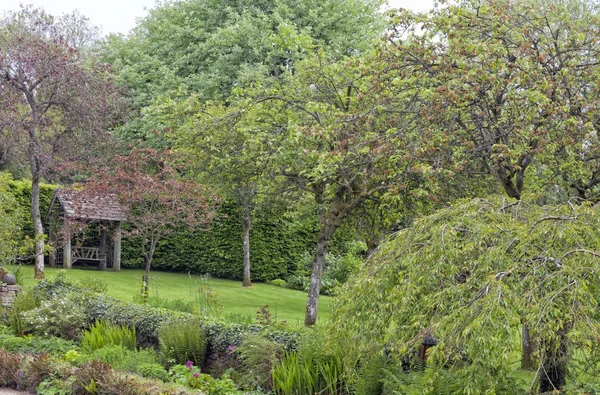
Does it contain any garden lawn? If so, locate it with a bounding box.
[20,268,332,326]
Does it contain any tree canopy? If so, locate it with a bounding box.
[0,6,122,278]
[331,196,600,392]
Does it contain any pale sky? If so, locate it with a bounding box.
[0,0,435,35]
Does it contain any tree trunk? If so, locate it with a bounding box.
[539,333,568,393]
[31,178,45,279]
[112,221,121,271]
[521,322,535,370]
[242,215,251,287]
[305,223,336,326]
[98,223,107,271]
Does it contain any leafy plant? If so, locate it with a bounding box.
[137,363,169,382]
[196,285,223,319]
[88,345,158,373]
[81,320,136,353]
[7,290,39,336]
[76,277,108,294]
[159,318,207,366]
[20,296,86,339]
[272,352,346,395]
[0,348,22,388]
[270,279,287,288]
[236,334,283,391]
[169,362,239,394]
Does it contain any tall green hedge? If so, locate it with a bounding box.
[4,175,358,282]
[121,202,321,282]
[6,175,56,239]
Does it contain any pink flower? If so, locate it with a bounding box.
[193,372,200,378]
[186,360,194,369]
[227,344,236,356]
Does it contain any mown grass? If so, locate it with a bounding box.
[20,267,331,326]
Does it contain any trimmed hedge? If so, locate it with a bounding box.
[5,174,360,282]
[6,175,56,240]
[34,278,300,359]
[121,201,321,282]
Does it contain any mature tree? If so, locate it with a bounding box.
[385,0,600,201]
[0,7,121,278]
[214,50,450,324]
[174,96,285,287]
[331,197,600,393]
[82,148,219,288]
[100,0,385,146]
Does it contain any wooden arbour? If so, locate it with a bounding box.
[47,189,127,271]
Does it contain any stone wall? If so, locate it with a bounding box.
[0,284,21,307]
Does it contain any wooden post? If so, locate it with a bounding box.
[112,221,121,272]
[48,219,56,268]
[99,222,107,271]
[63,236,72,269]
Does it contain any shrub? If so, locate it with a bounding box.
[159,318,207,366]
[77,276,108,294]
[88,345,158,373]
[286,275,309,292]
[7,290,39,336]
[82,293,183,346]
[33,270,78,300]
[20,296,86,339]
[22,353,54,392]
[81,320,136,353]
[0,348,22,388]
[236,334,283,391]
[137,363,170,382]
[0,331,76,355]
[35,283,300,367]
[70,361,139,395]
[270,279,287,288]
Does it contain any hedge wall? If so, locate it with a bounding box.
[3,173,358,282]
[6,175,56,240]
[121,202,322,282]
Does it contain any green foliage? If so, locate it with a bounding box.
[331,196,600,392]
[76,276,108,294]
[137,362,170,382]
[0,348,23,388]
[121,201,322,282]
[158,317,207,366]
[81,320,136,353]
[272,328,346,394]
[270,279,288,288]
[147,296,196,314]
[5,174,56,247]
[21,296,87,339]
[7,290,40,336]
[0,330,76,355]
[33,270,79,299]
[236,334,283,391]
[88,345,158,373]
[34,280,300,362]
[169,362,239,394]
[0,173,24,265]
[272,352,345,395]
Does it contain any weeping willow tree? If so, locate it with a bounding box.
[329,196,600,393]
